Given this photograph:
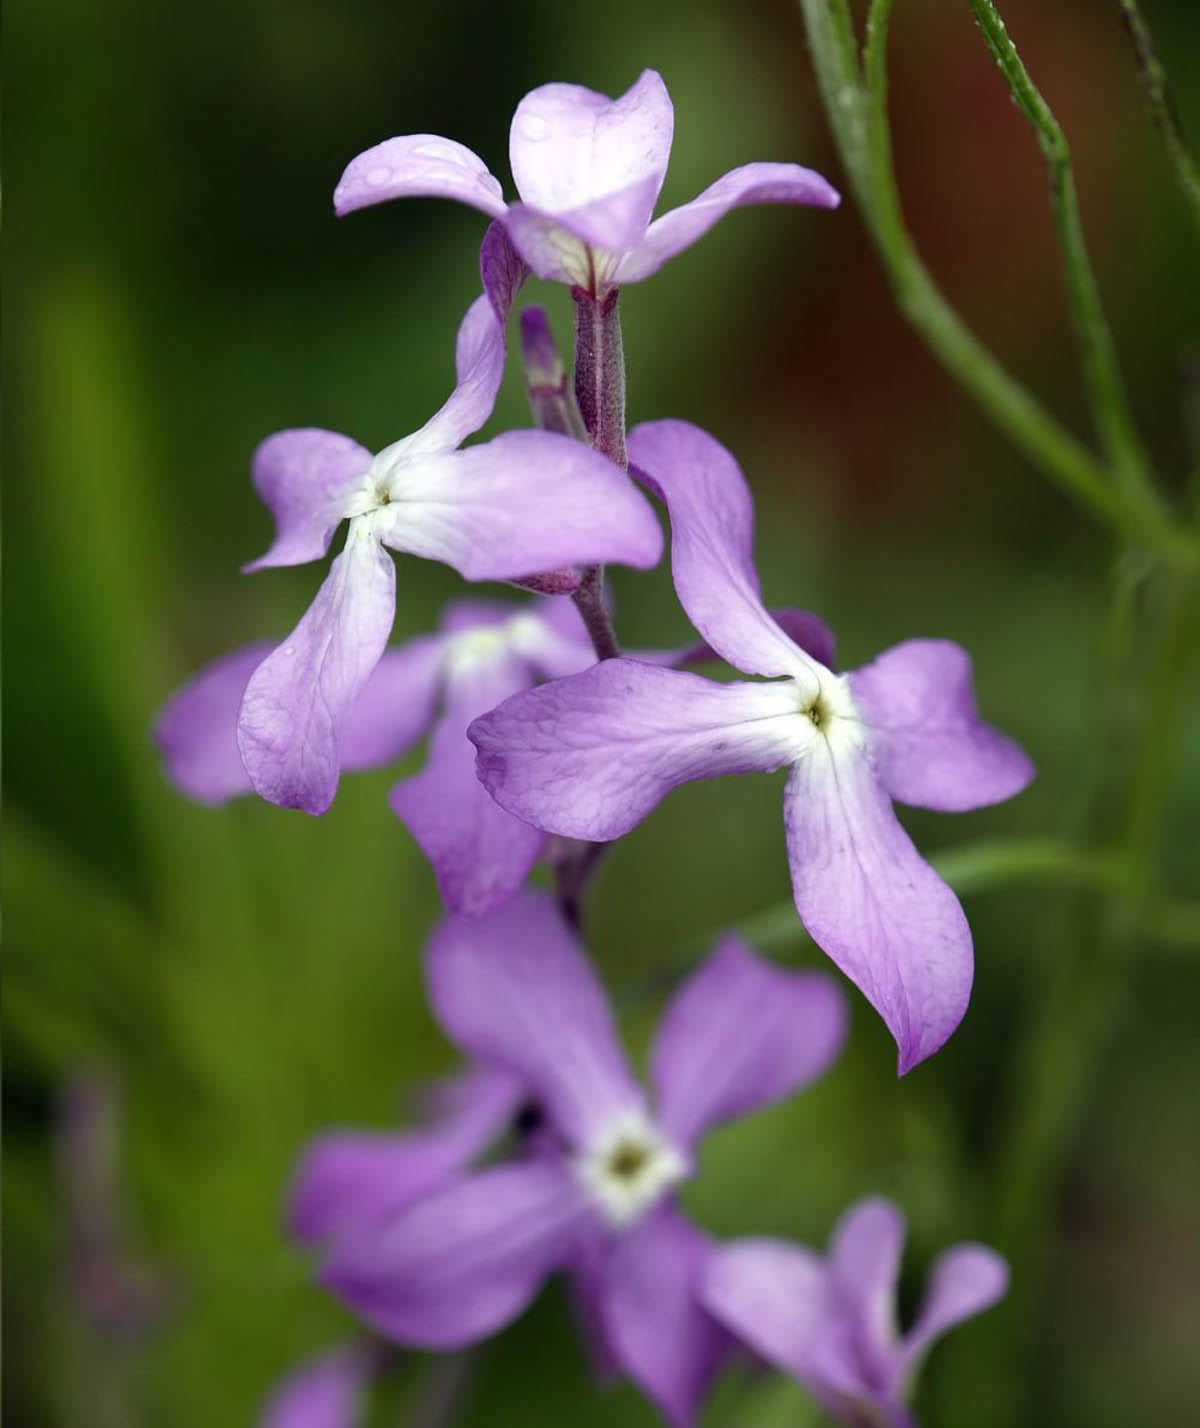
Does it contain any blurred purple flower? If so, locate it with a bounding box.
[259,1343,375,1428]
[703,1196,1008,1428]
[334,70,839,297]
[320,891,847,1427]
[469,420,1034,1072]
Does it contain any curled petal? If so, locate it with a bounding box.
[398,295,507,458]
[898,1243,1008,1379]
[628,421,814,681]
[323,1161,589,1348]
[425,890,644,1147]
[479,219,529,324]
[849,640,1034,812]
[651,936,847,1150]
[237,530,396,815]
[701,1238,831,1382]
[470,660,806,843]
[333,134,506,219]
[617,161,840,284]
[244,430,371,573]
[259,1344,373,1428]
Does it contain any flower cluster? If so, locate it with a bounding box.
[157,70,1028,1428]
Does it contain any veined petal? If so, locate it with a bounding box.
[324,1161,587,1348]
[701,1238,831,1382]
[849,640,1034,812]
[593,1208,727,1428]
[479,219,530,323]
[333,134,506,218]
[259,1344,373,1428]
[395,295,506,458]
[502,176,662,286]
[617,161,839,284]
[244,430,371,573]
[339,634,448,771]
[389,644,543,916]
[379,431,662,580]
[470,660,805,843]
[828,1196,905,1386]
[628,421,816,683]
[783,736,973,1073]
[650,936,847,1150]
[425,890,644,1147]
[509,71,672,235]
[897,1244,1008,1381]
[237,529,396,815]
[155,643,275,804]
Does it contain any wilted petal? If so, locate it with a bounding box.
[238,530,396,814]
[509,71,672,235]
[259,1344,373,1428]
[617,161,839,284]
[379,430,662,581]
[783,737,972,1074]
[849,640,1034,813]
[651,936,846,1149]
[898,1244,1008,1379]
[334,134,506,219]
[701,1238,831,1382]
[828,1197,906,1386]
[471,660,805,843]
[593,1207,727,1428]
[244,430,371,573]
[323,1161,589,1348]
[627,421,814,682]
[425,890,644,1146]
[155,643,274,804]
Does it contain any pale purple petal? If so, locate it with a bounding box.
[509,71,672,234]
[783,738,972,1073]
[379,430,662,580]
[650,936,847,1149]
[627,421,812,679]
[398,295,506,457]
[389,647,544,916]
[701,1238,831,1382]
[333,134,506,219]
[479,220,529,324]
[425,890,644,1146]
[322,1161,589,1348]
[244,430,372,573]
[849,640,1034,812]
[828,1196,906,1385]
[471,660,805,843]
[617,161,840,284]
[237,531,396,814]
[502,179,661,284]
[154,643,274,804]
[259,1344,372,1428]
[593,1207,727,1428]
[897,1244,1008,1378]
[339,635,448,771]
[771,609,838,671]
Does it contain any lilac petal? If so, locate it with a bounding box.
[502,178,661,285]
[399,295,506,458]
[333,134,506,219]
[627,421,812,680]
[389,646,544,916]
[783,738,972,1074]
[617,161,840,284]
[259,1344,372,1428]
[479,219,529,324]
[380,430,662,580]
[772,609,838,671]
[593,1207,727,1428]
[898,1244,1008,1379]
[244,430,372,573]
[509,71,672,234]
[650,936,847,1150]
[237,532,396,814]
[155,643,274,804]
[425,890,644,1146]
[828,1196,906,1385]
[701,1238,831,1382]
[323,1161,588,1348]
[470,660,806,843]
[849,639,1034,813]
[338,635,447,772]
[288,1066,522,1245]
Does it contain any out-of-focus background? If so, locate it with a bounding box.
[6,0,1200,1423]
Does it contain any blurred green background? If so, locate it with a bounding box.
[7,0,1200,1424]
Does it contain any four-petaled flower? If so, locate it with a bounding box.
[469,420,1034,1072]
[703,1196,1009,1427]
[334,70,839,297]
[318,891,847,1427]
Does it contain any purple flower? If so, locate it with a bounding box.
[702,1197,1009,1428]
[334,70,839,297]
[469,421,1034,1072]
[319,891,847,1426]
[235,291,661,816]
[259,1344,374,1428]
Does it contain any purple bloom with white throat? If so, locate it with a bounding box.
[702,1197,1009,1428]
[235,291,661,817]
[321,891,847,1427]
[334,70,839,297]
[469,421,1034,1072]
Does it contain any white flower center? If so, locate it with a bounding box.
[575,1111,689,1229]
[793,670,862,748]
